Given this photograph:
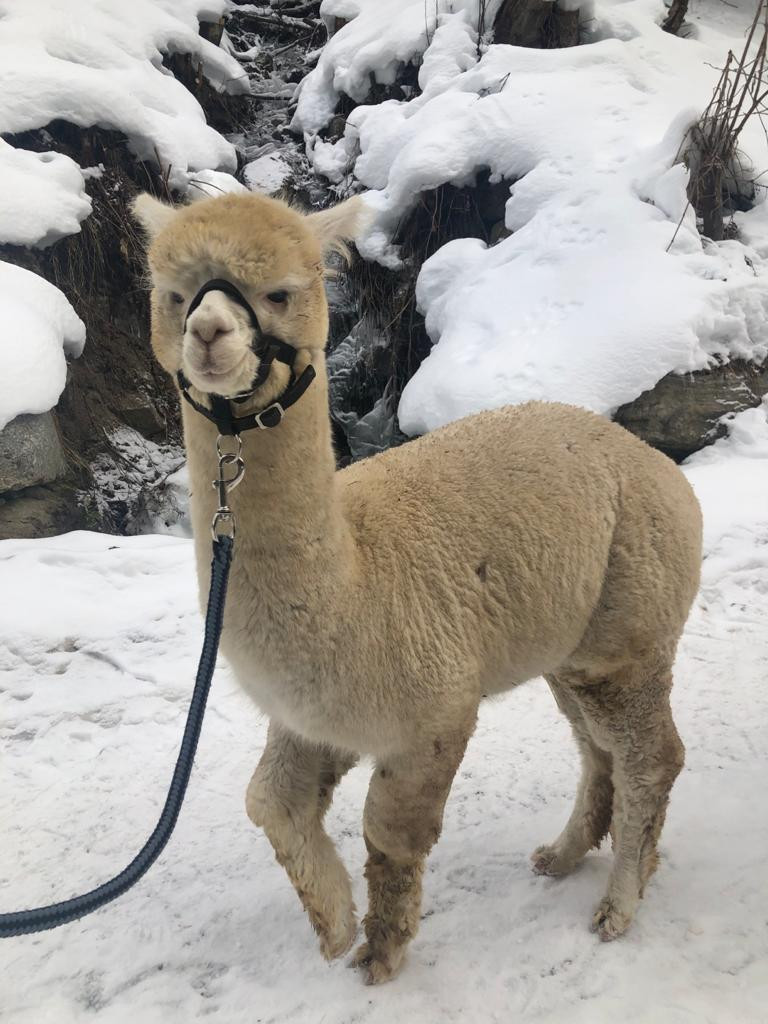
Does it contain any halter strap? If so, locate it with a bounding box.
[178,278,316,435]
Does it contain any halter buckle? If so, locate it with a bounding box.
[254,402,285,429]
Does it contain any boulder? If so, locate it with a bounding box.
[0,411,67,493]
[614,359,768,460]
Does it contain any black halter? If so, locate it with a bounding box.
[176,278,315,436]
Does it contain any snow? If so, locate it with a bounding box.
[0,139,92,248]
[1,405,767,1021]
[0,263,85,430]
[0,0,249,190]
[186,168,249,199]
[296,0,768,435]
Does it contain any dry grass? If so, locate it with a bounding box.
[678,0,768,243]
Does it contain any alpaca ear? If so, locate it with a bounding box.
[131,193,177,239]
[305,196,370,259]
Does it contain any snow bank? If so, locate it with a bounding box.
[294,0,495,135]
[0,0,249,190]
[298,0,768,434]
[0,264,85,430]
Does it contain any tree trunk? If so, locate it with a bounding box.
[698,165,724,241]
[662,0,688,35]
[494,0,580,48]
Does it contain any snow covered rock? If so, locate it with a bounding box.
[244,152,293,195]
[0,263,85,432]
[0,140,91,248]
[0,0,249,190]
[299,0,768,437]
[0,0,250,521]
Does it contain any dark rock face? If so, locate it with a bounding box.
[614,359,768,461]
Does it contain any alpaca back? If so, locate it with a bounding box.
[337,401,701,694]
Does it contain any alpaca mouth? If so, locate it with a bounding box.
[186,352,250,388]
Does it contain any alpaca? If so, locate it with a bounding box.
[133,190,702,985]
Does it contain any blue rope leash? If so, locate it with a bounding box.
[0,534,234,938]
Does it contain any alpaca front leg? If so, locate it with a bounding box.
[246,721,358,959]
[351,719,475,985]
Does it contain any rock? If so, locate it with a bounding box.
[0,412,67,493]
[614,359,768,460]
[244,151,293,194]
[326,115,348,141]
[117,403,164,438]
[0,480,88,541]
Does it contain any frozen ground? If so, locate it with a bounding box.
[1,407,767,1023]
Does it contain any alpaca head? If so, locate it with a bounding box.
[132,191,367,397]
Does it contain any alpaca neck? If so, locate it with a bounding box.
[182,352,352,608]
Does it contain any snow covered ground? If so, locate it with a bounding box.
[1,407,767,1022]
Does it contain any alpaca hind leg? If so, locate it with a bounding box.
[350,715,476,985]
[246,720,358,959]
[574,657,684,941]
[532,675,614,876]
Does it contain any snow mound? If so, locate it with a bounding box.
[0,0,249,190]
[298,0,768,434]
[0,139,92,247]
[0,263,85,430]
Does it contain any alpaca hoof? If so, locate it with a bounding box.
[591,897,633,941]
[531,843,577,877]
[317,908,357,961]
[348,941,406,985]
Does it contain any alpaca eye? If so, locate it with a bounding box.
[267,290,288,304]
[170,292,184,305]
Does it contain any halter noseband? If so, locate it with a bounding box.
[176,277,315,436]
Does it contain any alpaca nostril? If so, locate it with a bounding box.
[192,325,230,346]
[188,319,231,348]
